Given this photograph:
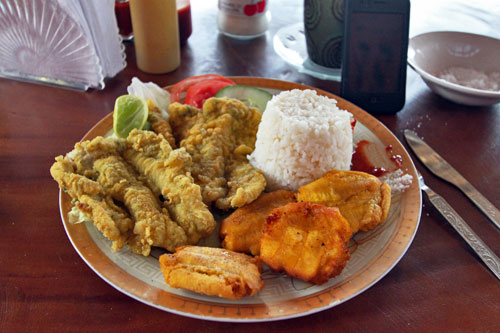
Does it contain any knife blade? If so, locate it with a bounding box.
[419,173,500,280]
[404,129,500,231]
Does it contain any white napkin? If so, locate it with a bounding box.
[77,0,126,78]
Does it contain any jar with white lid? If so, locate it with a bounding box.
[218,0,271,39]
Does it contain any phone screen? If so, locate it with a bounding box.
[346,12,405,94]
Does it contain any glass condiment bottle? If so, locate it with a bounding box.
[177,0,192,45]
[218,0,271,40]
[129,0,180,73]
[114,0,133,41]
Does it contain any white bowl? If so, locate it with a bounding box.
[408,31,500,106]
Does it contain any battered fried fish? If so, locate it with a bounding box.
[168,102,202,144]
[260,202,351,285]
[50,155,133,250]
[124,129,216,244]
[220,190,296,256]
[297,170,391,234]
[215,153,266,210]
[62,136,188,256]
[168,97,266,209]
[147,99,176,148]
[159,246,264,300]
[175,111,230,204]
[92,155,187,255]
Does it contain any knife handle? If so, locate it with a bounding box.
[457,181,500,231]
[423,187,500,281]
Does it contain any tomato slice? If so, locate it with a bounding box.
[170,74,235,103]
[185,80,234,108]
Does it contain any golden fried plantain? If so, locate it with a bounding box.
[159,246,264,300]
[220,190,296,256]
[297,170,391,234]
[260,202,351,285]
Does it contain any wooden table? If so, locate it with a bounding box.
[1,0,499,331]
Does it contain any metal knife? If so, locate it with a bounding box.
[418,173,500,280]
[404,129,500,231]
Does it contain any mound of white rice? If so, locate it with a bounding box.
[248,89,353,191]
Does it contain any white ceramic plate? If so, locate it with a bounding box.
[58,77,421,322]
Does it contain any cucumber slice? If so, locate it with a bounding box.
[215,85,272,113]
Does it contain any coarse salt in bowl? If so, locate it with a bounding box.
[408,31,500,106]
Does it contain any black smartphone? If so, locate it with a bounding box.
[340,0,410,114]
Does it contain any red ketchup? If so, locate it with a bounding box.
[386,144,403,169]
[177,0,192,45]
[115,1,133,38]
[351,140,402,177]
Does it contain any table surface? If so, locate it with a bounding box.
[1,0,499,331]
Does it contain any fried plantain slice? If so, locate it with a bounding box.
[220,190,296,256]
[297,170,391,234]
[159,246,264,300]
[260,202,351,285]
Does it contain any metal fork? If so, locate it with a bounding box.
[419,172,500,280]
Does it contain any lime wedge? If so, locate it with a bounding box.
[113,95,148,138]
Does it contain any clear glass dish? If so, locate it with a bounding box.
[273,23,341,82]
[0,0,105,90]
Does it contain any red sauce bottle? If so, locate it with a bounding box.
[177,0,192,45]
[115,0,133,40]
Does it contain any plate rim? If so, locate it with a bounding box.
[58,77,422,322]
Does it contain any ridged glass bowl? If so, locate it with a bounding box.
[0,0,104,90]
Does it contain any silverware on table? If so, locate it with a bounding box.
[404,129,500,231]
[418,173,500,280]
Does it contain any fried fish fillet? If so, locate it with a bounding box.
[75,195,133,247]
[68,136,188,256]
[215,152,266,210]
[168,97,266,209]
[159,246,264,300]
[220,190,296,256]
[176,110,231,204]
[50,155,133,250]
[260,202,351,285]
[297,170,391,234]
[51,154,104,198]
[147,99,177,148]
[168,102,202,144]
[93,155,187,255]
[124,129,216,244]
